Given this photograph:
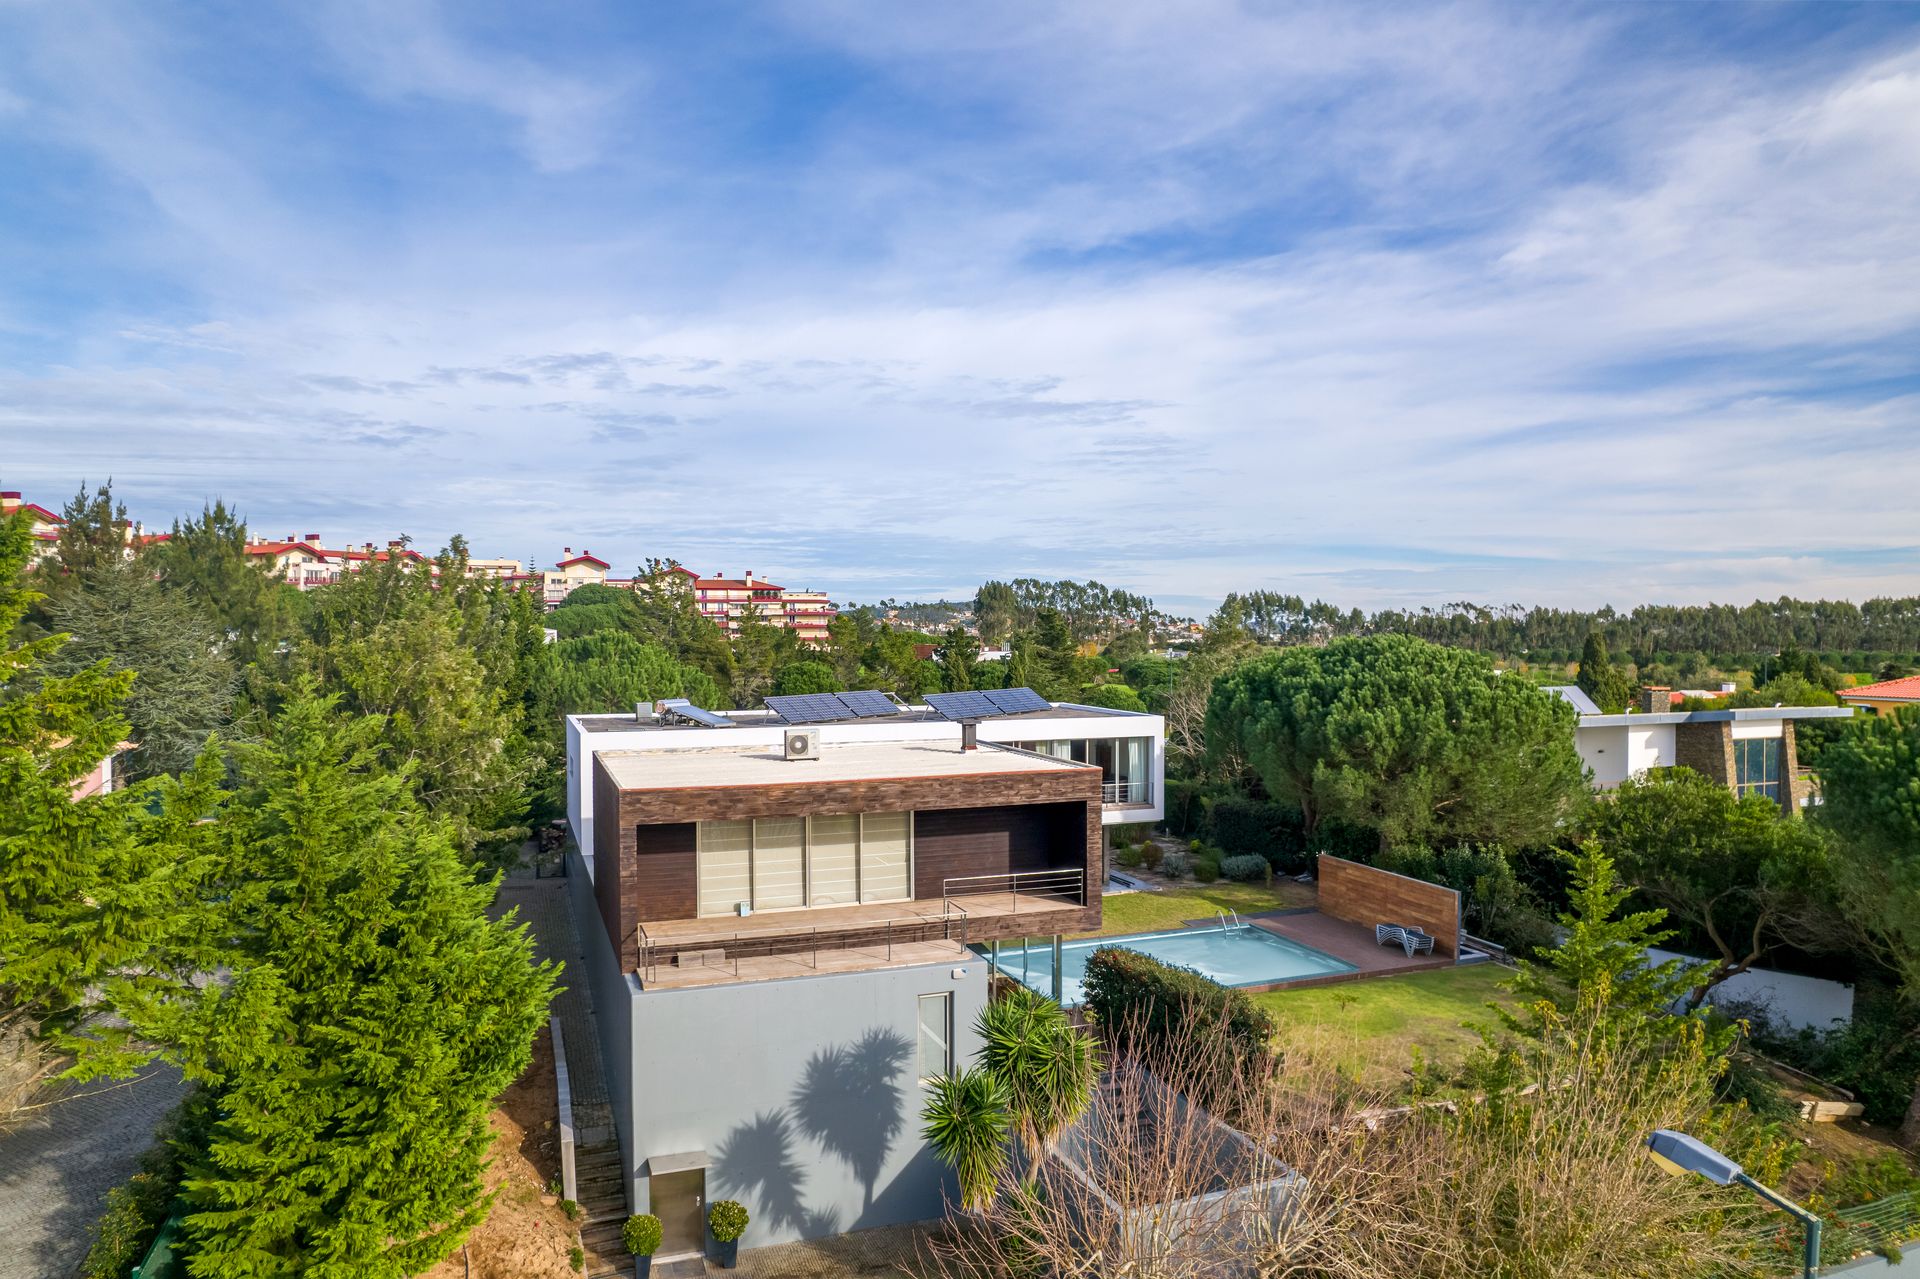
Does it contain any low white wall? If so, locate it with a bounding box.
[1649,947,1853,1031]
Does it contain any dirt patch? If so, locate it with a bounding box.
[730,1221,940,1278]
[422,1025,581,1279]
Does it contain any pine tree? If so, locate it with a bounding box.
[148,691,556,1278]
[936,625,978,692]
[156,500,297,667]
[0,513,221,1113]
[1495,842,1728,1057]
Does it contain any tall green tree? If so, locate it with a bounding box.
[1576,631,1633,714]
[1207,635,1588,851]
[972,581,1019,646]
[0,513,221,1114]
[771,659,840,697]
[154,501,298,667]
[1818,707,1920,1144]
[1491,842,1729,1061]
[294,544,545,867]
[531,632,722,718]
[144,693,555,1278]
[936,625,978,692]
[1585,768,1829,1008]
[43,561,238,779]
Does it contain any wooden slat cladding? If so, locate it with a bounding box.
[592,762,630,965]
[1316,854,1461,957]
[593,756,1105,969]
[912,802,1082,899]
[633,823,697,924]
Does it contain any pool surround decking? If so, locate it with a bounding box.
[1241,910,1457,991]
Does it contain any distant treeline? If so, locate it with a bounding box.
[1221,592,1920,665]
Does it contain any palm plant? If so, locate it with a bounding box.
[977,987,1102,1182]
[921,1065,1012,1210]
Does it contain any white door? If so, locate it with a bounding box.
[698,820,752,917]
[808,814,860,906]
[752,817,806,910]
[861,812,911,903]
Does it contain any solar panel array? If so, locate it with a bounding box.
[765,689,905,724]
[924,687,1054,721]
[660,699,734,727]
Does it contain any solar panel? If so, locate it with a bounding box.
[985,687,1051,715]
[924,691,999,721]
[659,699,734,727]
[766,693,845,724]
[840,690,902,718]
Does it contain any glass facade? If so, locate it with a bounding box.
[1007,736,1153,805]
[1734,737,1782,803]
[696,812,914,916]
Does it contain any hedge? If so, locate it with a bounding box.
[1206,797,1309,873]
[1081,946,1276,1072]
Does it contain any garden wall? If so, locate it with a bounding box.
[1646,947,1854,1031]
[1315,855,1461,958]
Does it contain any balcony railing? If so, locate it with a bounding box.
[941,867,1087,918]
[1102,780,1148,805]
[633,907,972,984]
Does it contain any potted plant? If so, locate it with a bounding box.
[622,1213,662,1278]
[707,1199,749,1268]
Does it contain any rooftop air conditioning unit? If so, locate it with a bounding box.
[784,728,821,761]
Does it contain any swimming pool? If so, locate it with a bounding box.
[982,924,1356,1005]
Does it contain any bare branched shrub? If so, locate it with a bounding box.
[916,1003,1779,1279]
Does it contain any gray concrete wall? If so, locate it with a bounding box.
[627,958,989,1248]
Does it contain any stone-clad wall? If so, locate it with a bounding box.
[1316,855,1461,957]
[1674,720,1735,785]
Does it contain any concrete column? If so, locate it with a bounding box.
[1051,934,1064,1004]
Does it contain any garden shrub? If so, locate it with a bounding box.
[1114,842,1144,869]
[1159,852,1190,880]
[1082,946,1276,1074]
[1140,841,1165,871]
[1161,779,1216,837]
[1220,853,1269,882]
[709,1200,750,1243]
[623,1214,663,1256]
[1192,854,1220,883]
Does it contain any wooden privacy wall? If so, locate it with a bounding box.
[1316,855,1460,958]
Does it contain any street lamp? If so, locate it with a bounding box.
[1646,1129,1822,1278]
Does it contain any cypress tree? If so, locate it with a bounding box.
[149,692,556,1278]
[1576,630,1632,713]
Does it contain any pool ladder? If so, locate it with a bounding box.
[1217,909,1242,932]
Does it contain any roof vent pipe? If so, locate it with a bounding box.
[961,722,978,751]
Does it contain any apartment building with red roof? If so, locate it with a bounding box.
[667,566,834,644]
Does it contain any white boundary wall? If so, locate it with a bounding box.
[1648,947,1853,1031]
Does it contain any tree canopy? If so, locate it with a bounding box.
[1206,634,1588,851]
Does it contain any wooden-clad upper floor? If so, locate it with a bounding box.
[591,741,1103,973]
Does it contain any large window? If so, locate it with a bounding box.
[1734,737,1782,804]
[696,812,914,917]
[917,993,953,1082]
[1008,736,1153,805]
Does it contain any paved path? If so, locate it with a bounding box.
[0,1065,188,1279]
[493,870,615,1147]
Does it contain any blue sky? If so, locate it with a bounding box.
[2,1,1918,616]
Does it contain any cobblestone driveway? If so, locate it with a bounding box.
[0,1066,187,1279]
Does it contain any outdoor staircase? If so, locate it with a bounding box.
[576,1141,632,1279]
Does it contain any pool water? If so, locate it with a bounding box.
[982,924,1356,1005]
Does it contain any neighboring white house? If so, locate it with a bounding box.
[1547,686,1852,810]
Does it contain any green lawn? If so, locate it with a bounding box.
[1079,879,1316,938]
[1252,964,1518,1088]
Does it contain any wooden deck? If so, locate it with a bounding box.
[634,892,1084,990]
[1243,910,1456,991]
[637,937,976,990]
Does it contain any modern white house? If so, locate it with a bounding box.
[1548,686,1852,810]
[560,690,1165,1264]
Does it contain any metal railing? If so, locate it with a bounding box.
[941,867,1086,919]
[634,907,974,983]
[1102,780,1148,804]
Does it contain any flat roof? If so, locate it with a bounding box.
[1576,706,1854,728]
[597,739,1098,790]
[575,702,1143,734]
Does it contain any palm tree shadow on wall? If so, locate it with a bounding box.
[789,1027,913,1212]
[710,1108,840,1239]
